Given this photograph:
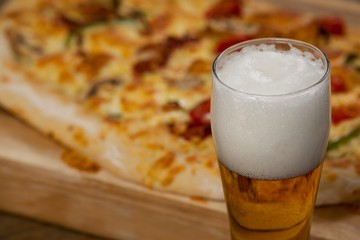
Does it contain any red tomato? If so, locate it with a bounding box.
[189,99,211,125]
[331,75,347,93]
[332,105,360,124]
[216,35,253,53]
[318,16,345,36]
[205,0,242,19]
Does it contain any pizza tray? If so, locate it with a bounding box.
[0,110,359,240]
[1,0,360,239]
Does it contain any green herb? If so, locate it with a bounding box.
[106,113,122,122]
[345,53,358,64]
[65,31,76,48]
[344,52,360,74]
[327,125,360,151]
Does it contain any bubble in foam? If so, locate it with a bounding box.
[212,42,330,180]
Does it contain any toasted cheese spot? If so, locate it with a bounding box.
[75,52,112,78]
[162,101,181,112]
[189,196,208,203]
[86,97,106,110]
[152,152,175,170]
[8,106,25,118]
[163,165,185,186]
[67,124,74,131]
[185,155,197,164]
[187,59,212,74]
[0,76,10,83]
[72,127,89,146]
[86,30,136,58]
[146,152,185,187]
[149,13,171,33]
[205,159,215,169]
[61,149,100,173]
[145,143,165,151]
[32,51,113,97]
[324,172,338,182]
[327,159,352,169]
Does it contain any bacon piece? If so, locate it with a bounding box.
[134,36,198,75]
[206,0,242,19]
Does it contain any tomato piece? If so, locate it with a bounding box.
[332,105,360,124]
[318,16,345,36]
[206,0,242,19]
[216,35,253,54]
[331,75,347,93]
[189,99,211,125]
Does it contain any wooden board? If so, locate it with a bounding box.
[0,109,228,240]
[1,0,360,239]
[1,110,360,240]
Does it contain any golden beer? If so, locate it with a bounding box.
[211,39,330,240]
[219,161,323,240]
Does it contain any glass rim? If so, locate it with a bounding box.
[212,37,331,98]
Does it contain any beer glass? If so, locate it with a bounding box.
[211,38,330,240]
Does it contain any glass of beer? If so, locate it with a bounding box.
[211,38,330,240]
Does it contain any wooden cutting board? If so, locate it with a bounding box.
[0,110,359,240]
[1,0,360,239]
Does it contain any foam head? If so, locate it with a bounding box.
[211,39,330,180]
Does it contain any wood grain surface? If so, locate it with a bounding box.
[0,211,101,240]
[0,211,339,240]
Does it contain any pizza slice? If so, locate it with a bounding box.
[0,0,226,199]
[0,0,359,206]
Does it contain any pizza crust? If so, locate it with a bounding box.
[318,161,360,205]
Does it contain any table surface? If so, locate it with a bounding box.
[0,211,334,240]
[0,211,103,240]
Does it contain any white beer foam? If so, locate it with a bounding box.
[212,44,329,180]
[218,44,325,95]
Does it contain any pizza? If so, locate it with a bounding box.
[0,0,359,206]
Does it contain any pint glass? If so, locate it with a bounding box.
[211,38,330,240]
